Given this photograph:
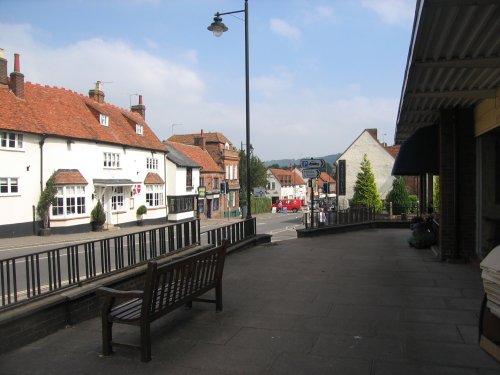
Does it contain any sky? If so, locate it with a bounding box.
[0,0,416,161]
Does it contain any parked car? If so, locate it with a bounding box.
[272,199,303,213]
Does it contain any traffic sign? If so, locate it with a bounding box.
[300,158,325,169]
[302,169,321,179]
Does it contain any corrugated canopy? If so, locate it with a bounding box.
[395,0,500,144]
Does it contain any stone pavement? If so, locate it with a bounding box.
[1,228,499,374]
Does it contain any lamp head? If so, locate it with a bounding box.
[207,14,228,37]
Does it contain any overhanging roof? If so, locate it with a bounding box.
[395,0,500,144]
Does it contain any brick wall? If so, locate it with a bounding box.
[438,108,476,261]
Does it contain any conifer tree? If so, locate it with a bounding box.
[351,154,383,212]
[386,176,411,214]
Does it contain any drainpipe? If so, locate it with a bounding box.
[39,135,47,192]
[164,154,168,222]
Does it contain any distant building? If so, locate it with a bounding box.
[167,131,240,217]
[266,168,306,204]
[165,141,226,219]
[164,143,201,222]
[335,129,399,210]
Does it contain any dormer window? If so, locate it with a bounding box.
[99,114,109,127]
[136,124,144,135]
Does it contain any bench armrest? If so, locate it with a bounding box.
[97,287,143,299]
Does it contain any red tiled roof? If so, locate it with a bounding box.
[0,83,167,152]
[384,145,400,158]
[53,169,88,185]
[318,172,335,183]
[166,142,223,173]
[167,132,232,146]
[144,172,165,184]
[269,168,305,186]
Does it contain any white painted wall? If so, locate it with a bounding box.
[0,132,168,229]
[337,130,395,209]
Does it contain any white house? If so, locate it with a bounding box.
[165,143,201,222]
[336,129,399,210]
[0,52,169,237]
[266,168,307,203]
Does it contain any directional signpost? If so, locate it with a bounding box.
[300,159,325,169]
[300,158,326,227]
[301,168,321,179]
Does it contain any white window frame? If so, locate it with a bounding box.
[99,114,109,126]
[136,124,144,135]
[103,152,120,168]
[146,184,164,207]
[0,132,23,150]
[0,177,19,194]
[52,185,86,217]
[146,157,158,170]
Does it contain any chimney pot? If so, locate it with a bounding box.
[14,53,20,72]
[9,53,25,98]
[131,94,146,119]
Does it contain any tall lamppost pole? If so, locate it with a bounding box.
[208,0,252,220]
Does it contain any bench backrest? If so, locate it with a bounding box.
[142,242,227,320]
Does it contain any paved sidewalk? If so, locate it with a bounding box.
[1,228,499,374]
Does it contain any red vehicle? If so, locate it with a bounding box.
[272,199,303,213]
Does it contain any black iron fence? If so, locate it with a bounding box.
[303,207,376,229]
[0,217,256,309]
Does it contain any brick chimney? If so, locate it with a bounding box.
[0,48,8,86]
[366,128,378,141]
[9,53,24,98]
[89,81,105,103]
[131,94,146,119]
[194,129,206,150]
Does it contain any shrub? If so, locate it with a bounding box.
[136,205,148,216]
[91,201,106,226]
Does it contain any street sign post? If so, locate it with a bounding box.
[300,159,325,169]
[302,169,321,179]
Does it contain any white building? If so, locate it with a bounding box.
[266,168,307,203]
[165,143,201,222]
[336,129,399,210]
[0,52,172,237]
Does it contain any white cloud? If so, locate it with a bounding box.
[361,0,415,26]
[270,19,302,43]
[0,22,400,161]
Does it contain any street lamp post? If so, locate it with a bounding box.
[208,0,252,220]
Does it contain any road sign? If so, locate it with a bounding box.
[302,169,321,179]
[300,159,325,169]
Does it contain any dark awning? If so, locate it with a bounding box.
[392,125,439,176]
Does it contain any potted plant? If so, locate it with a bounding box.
[136,205,147,226]
[91,201,106,231]
[36,172,57,236]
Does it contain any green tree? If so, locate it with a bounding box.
[386,176,412,214]
[36,171,58,229]
[433,176,440,213]
[351,154,383,212]
[239,150,268,206]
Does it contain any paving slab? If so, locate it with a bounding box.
[1,228,500,374]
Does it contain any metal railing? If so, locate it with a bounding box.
[303,207,376,229]
[202,217,255,247]
[0,217,256,309]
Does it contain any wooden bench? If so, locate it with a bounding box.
[97,241,227,362]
